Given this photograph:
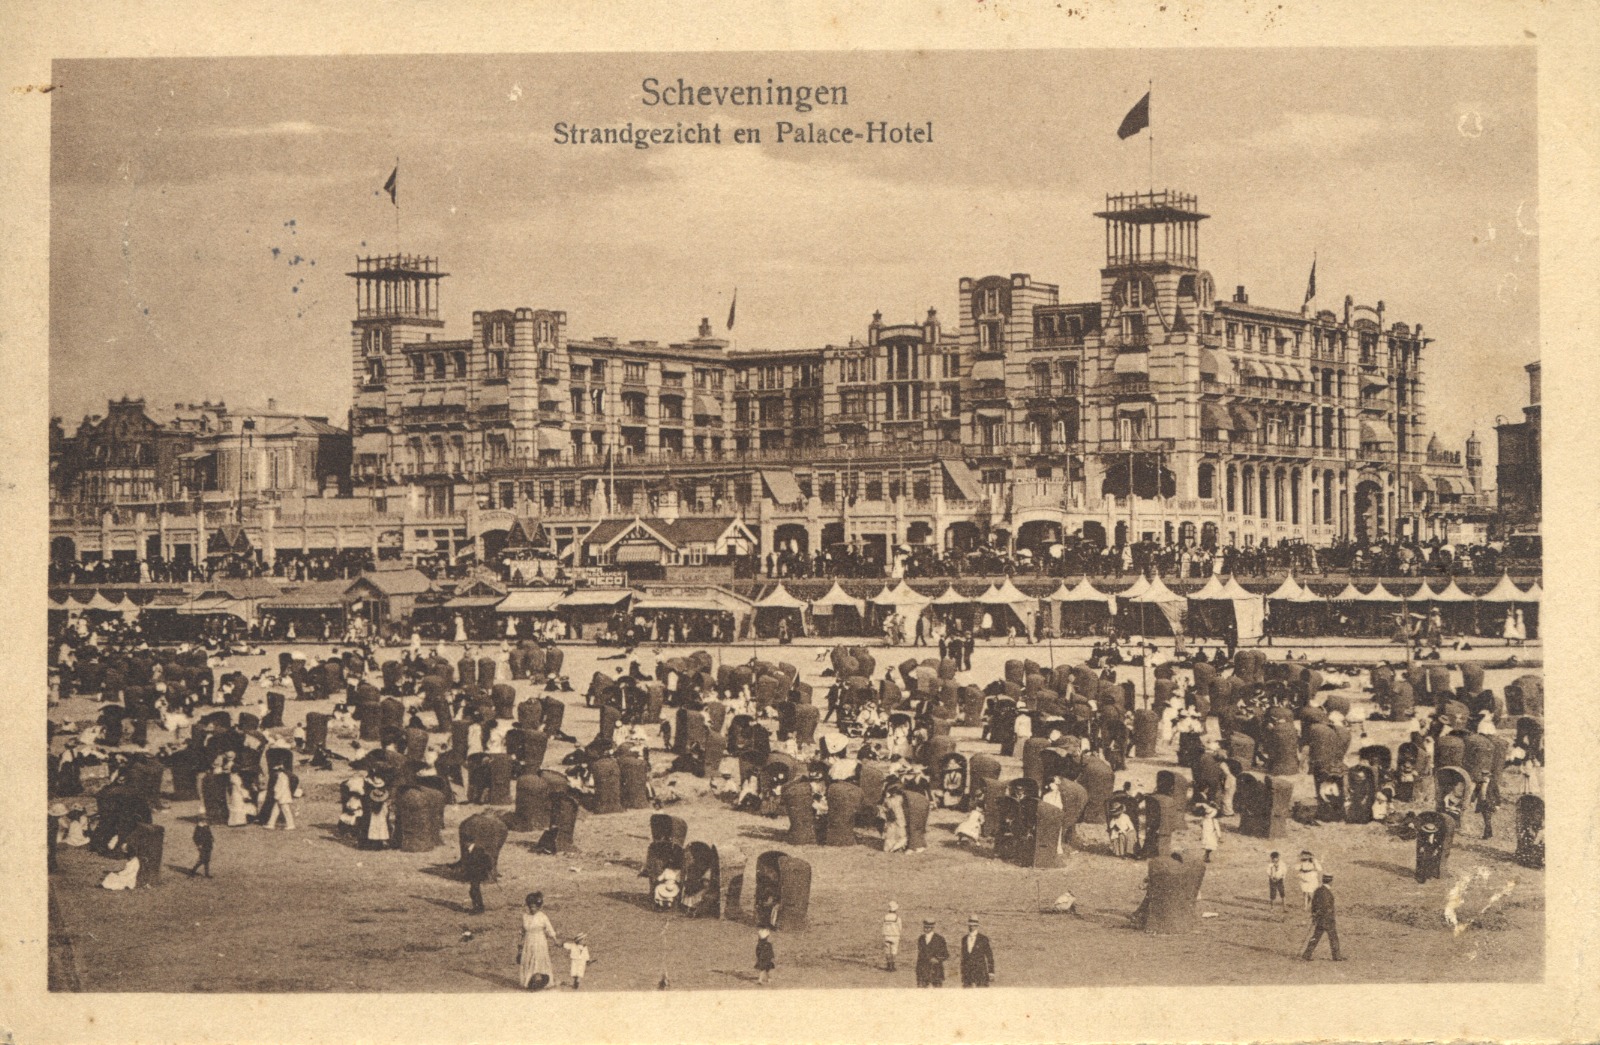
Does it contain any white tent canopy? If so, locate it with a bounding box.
[1417,579,1476,603]
[1330,583,1366,603]
[1118,574,1153,600]
[1356,582,1402,603]
[871,581,931,607]
[1189,575,1231,600]
[1264,575,1307,602]
[811,582,866,615]
[1053,578,1110,603]
[1129,576,1186,604]
[1478,574,1538,603]
[930,585,973,606]
[754,584,809,610]
[978,578,1035,605]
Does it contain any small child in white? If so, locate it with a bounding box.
[1108,806,1135,858]
[563,933,592,989]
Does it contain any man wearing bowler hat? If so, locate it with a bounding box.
[915,919,948,987]
[959,915,995,987]
[1301,873,1345,961]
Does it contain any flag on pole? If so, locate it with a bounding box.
[1303,256,1317,306]
[1118,92,1150,139]
[726,289,737,331]
[382,166,398,206]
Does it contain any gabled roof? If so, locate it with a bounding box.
[354,568,434,596]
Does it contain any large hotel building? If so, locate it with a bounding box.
[51,189,1479,570]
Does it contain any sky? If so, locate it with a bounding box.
[49,48,1537,453]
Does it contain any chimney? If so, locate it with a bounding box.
[1233,285,1248,304]
[267,398,277,411]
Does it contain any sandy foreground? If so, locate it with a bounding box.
[48,639,1542,992]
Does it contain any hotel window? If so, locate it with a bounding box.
[624,362,647,383]
[432,354,447,379]
[365,358,386,385]
[591,389,605,416]
[570,365,587,384]
[592,360,606,380]
[412,355,427,381]
[943,351,960,379]
[363,328,385,354]
[486,349,506,377]
[570,389,585,416]
[452,351,468,378]
[487,319,509,346]
[535,318,553,345]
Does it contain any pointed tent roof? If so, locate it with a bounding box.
[930,585,973,605]
[1264,575,1306,602]
[1472,576,1523,598]
[1052,578,1110,603]
[1330,583,1366,602]
[812,582,866,614]
[754,584,809,610]
[1418,578,1476,602]
[1221,577,1259,601]
[1357,582,1402,602]
[84,593,132,613]
[1524,580,1542,602]
[1130,575,1186,604]
[871,581,931,607]
[1189,575,1231,600]
[1118,574,1152,600]
[977,578,1035,605]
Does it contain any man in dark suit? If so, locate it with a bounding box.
[959,915,996,987]
[915,919,948,987]
[463,841,493,914]
[189,816,214,878]
[1301,873,1345,961]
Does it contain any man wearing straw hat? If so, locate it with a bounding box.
[959,915,996,987]
[915,919,948,987]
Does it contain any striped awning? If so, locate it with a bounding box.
[1198,348,1224,378]
[536,427,565,452]
[1113,351,1149,375]
[1279,363,1308,383]
[1236,358,1262,379]
[1231,406,1260,431]
[1360,420,1396,448]
[970,359,1006,383]
[1201,402,1232,432]
[693,392,723,417]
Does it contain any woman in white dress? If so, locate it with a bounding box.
[881,786,908,853]
[224,760,251,827]
[101,855,140,890]
[518,891,560,990]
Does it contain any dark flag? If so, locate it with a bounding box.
[1303,257,1317,306]
[727,289,737,331]
[1117,92,1150,140]
[382,166,398,206]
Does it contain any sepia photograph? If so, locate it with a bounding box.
[6,3,1599,1042]
[40,45,1549,993]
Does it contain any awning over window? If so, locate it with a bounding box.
[1236,358,1261,379]
[760,469,805,505]
[1434,476,1468,495]
[973,407,1007,421]
[177,450,215,462]
[693,393,722,417]
[536,427,565,452]
[1113,351,1149,375]
[1231,406,1260,431]
[444,595,504,609]
[1201,402,1232,432]
[632,597,727,613]
[942,459,985,501]
[1279,363,1308,384]
[1198,348,1223,378]
[614,543,664,564]
[1361,371,1390,390]
[556,589,632,608]
[1360,420,1396,447]
[353,432,390,456]
[497,589,564,613]
[970,359,1006,383]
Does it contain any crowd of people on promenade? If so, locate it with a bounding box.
[769,535,1530,583]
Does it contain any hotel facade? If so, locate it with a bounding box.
[50,188,1477,570]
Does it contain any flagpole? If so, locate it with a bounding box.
[1147,80,1154,193]
[393,156,401,252]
